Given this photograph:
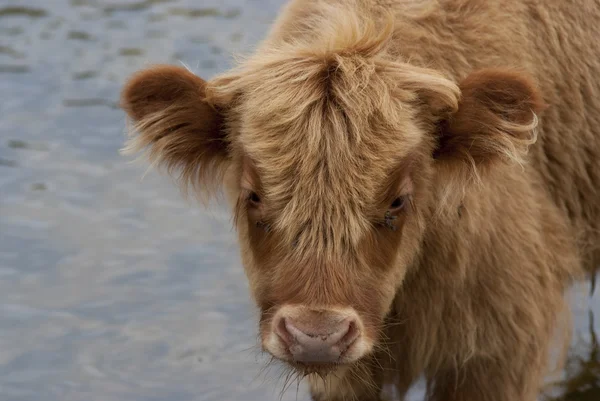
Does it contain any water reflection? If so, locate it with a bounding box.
[0,45,25,58]
[168,7,241,18]
[546,309,600,401]
[67,31,94,41]
[0,0,597,400]
[0,158,18,167]
[0,65,29,73]
[0,6,47,18]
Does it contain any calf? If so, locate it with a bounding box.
[120,0,600,400]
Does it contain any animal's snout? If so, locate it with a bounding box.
[265,306,370,364]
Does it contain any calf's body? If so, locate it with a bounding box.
[121,0,600,400]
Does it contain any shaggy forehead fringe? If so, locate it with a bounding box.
[202,4,460,254]
[206,4,459,116]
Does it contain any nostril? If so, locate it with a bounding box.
[275,317,294,346]
[339,320,360,348]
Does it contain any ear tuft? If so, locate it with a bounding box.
[436,68,545,167]
[121,65,209,121]
[120,65,229,199]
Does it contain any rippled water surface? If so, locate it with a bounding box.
[0,1,598,400]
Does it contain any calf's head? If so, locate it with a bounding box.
[121,45,542,372]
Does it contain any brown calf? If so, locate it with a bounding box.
[121,0,600,400]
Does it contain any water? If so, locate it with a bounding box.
[0,1,597,400]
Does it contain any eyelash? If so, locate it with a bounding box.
[245,191,269,232]
[382,195,411,231]
[255,220,271,233]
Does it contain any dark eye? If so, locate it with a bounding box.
[389,196,406,211]
[248,191,261,205]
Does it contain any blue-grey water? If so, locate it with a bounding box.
[0,1,597,400]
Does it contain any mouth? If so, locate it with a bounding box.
[278,339,362,370]
[283,360,349,377]
[263,339,368,368]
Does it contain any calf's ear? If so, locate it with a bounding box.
[120,65,229,197]
[434,68,545,169]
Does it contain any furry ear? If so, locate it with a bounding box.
[120,65,229,198]
[434,68,545,168]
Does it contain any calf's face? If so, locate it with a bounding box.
[121,58,542,373]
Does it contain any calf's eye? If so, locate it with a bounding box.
[248,191,261,205]
[389,196,406,211]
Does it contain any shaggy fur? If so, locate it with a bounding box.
[121,0,600,400]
